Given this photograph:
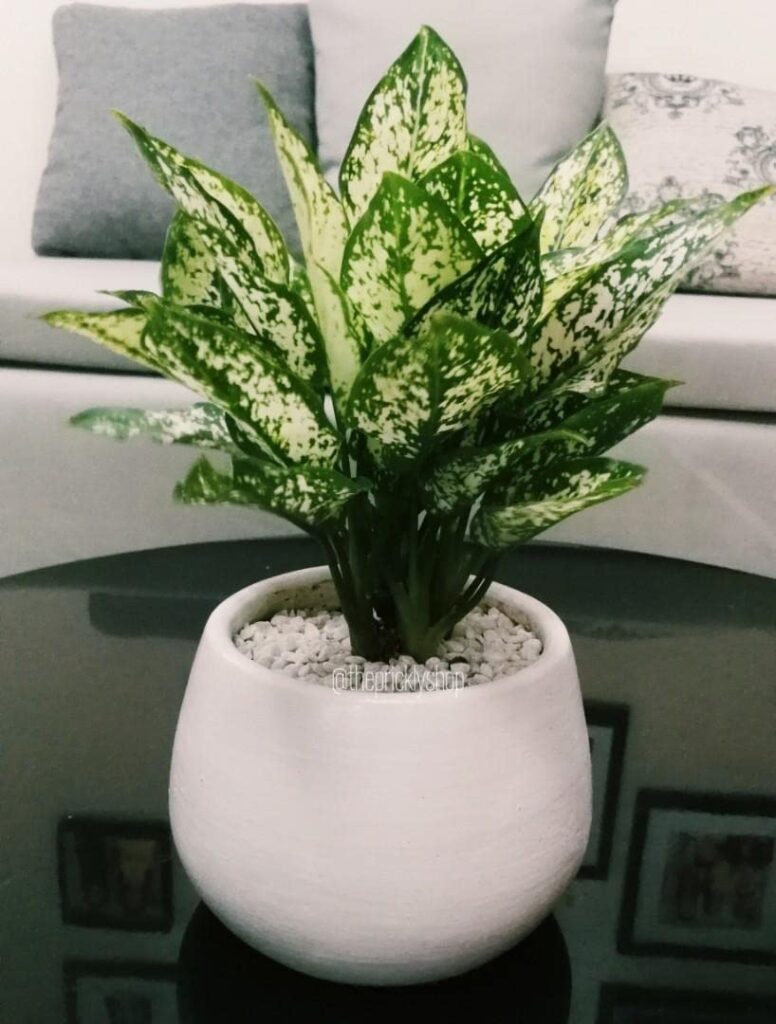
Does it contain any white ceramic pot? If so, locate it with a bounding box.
[169,566,591,986]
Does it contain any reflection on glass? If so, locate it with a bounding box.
[177,904,570,1024]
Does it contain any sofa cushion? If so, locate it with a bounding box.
[624,293,776,413]
[0,258,158,372]
[0,366,295,578]
[604,73,776,297]
[33,3,314,259]
[308,0,616,201]
[2,262,775,411]
[3,365,774,578]
[551,410,776,579]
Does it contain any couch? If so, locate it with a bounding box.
[2,0,775,579]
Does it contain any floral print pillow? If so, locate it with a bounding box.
[604,73,776,295]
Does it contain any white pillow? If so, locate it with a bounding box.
[608,0,776,92]
[309,0,616,201]
[605,72,776,296]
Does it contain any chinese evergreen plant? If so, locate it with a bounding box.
[46,28,770,662]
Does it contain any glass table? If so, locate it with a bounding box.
[2,539,775,1023]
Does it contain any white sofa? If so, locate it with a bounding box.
[2,0,775,578]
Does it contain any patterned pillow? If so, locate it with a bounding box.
[604,73,776,295]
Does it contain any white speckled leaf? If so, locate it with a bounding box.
[144,304,338,465]
[116,113,289,283]
[530,370,674,444]
[259,85,349,279]
[71,403,234,450]
[106,280,252,333]
[471,457,645,548]
[423,428,580,513]
[103,289,159,310]
[161,211,223,307]
[346,313,528,463]
[530,188,771,391]
[481,369,672,490]
[288,260,316,315]
[420,151,526,252]
[521,363,665,432]
[183,217,324,384]
[542,199,701,282]
[466,134,510,178]
[307,262,366,408]
[42,309,158,372]
[540,198,712,314]
[175,455,364,526]
[342,173,481,344]
[527,287,674,423]
[408,218,542,345]
[530,124,627,253]
[339,26,468,222]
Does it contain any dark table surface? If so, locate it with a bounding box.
[2,539,775,1023]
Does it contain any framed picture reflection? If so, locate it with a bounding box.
[619,790,776,964]
[58,817,173,932]
[579,702,629,880]
[597,982,776,1023]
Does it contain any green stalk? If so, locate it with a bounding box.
[321,529,384,661]
[430,555,500,641]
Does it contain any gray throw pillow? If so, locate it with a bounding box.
[33,3,314,259]
[604,72,776,296]
[308,0,616,201]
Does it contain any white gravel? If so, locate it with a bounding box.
[234,604,543,692]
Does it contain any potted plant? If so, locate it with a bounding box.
[46,27,769,985]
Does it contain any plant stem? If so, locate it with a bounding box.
[316,455,502,662]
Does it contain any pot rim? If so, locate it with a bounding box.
[203,565,573,703]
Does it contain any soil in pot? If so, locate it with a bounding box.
[234,602,543,692]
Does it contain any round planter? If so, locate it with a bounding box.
[169,566,592,986]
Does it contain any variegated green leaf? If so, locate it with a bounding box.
[542,198,708,280]
[526,289,674,419]
[222,415,282,463]
[471,457,645,548]
[175,455,364,526]
[259,84,349,279]
[467,134,510,178]
[42,309,158,372]
[115,113,289,283]
[346,313,528,462]
[289,259,316,316]
[423,428,581,513]
[530,123,627,252]
[527,370,675,446]
[161,210,224,307]
[143,304,338,465]
[540,198,716,313]
[342,172,481,344]
[182,217,324,384]
[485,370,672,492]
[102,289,159,310]
[160,213,255,330]
[71,403,234,450]
[185,305,241,326]
[515,366,675,434]
[407,218,542,343]
[420,151,526,252]
[307,262,365,408]
[106,278,249,332]
[339,26,468,221]
[530,187,772,391]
